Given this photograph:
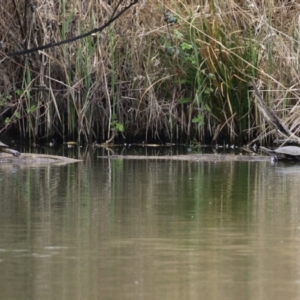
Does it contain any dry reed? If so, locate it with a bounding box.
[0,0,300,144]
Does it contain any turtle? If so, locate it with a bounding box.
[0,141,21,157]
[260,146,300,161]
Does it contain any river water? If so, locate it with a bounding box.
[1,148,300,300]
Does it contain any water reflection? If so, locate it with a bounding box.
[0,159,300,299]
[23,143,191,158]
[22,143,240,159]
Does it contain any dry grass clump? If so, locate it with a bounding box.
[0,0,300,144]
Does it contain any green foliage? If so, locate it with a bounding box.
[26,105,37,114]
[0,94,12,107]
[164,11,178,25]
[111,115,124,133]
[5,112,20,125]
[189,138,201,152]
[160,11,259,142]
[192,114,204,126]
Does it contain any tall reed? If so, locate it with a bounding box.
[0,0,299,144]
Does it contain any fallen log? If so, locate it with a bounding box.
[0,153,82,165]
[98,154,270,162]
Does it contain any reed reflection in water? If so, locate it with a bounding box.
[0,159,300,300]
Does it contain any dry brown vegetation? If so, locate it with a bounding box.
[0,0,300,145]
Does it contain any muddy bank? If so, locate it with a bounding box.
[98,154,271,162]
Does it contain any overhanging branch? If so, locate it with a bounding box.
[6,0,139,57]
